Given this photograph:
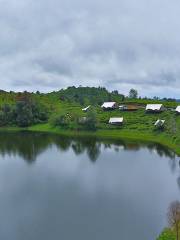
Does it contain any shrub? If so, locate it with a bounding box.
[156,228,175,240]
[51,113,72,128]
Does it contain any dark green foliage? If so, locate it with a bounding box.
[51,109,97,131]
[51,113,72,128]
[157,228,175,240]
[58,86,125,105]
[129,88,138,99]
[0,95,48,127]
[84,109,97,131]
[16,101,33,127]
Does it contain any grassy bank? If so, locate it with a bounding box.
[1,123,180,156]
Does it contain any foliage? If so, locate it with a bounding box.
[16,101,33,127]
[84,109,97,131]
[50,113,72,128]
[0,94,48,127]
[157,228,176,240]
[129,88,138,99]
[57,86,125,105]
[50,109,97,131]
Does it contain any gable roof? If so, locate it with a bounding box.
[101,102,116,108]
[109,117,123,123]
[146,104,163,111]
[176,106,180,113]
[82,105,91,111]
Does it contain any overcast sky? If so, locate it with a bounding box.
[0,0,180,97]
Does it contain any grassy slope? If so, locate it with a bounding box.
[0,92,180,155]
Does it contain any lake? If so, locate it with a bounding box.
[0,132,179,240]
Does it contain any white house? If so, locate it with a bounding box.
[175,106,180,114]
[82,105,91,112]
[146,104,165,112]
[101,102,118,110]
[154,119,165,127]
[109,117,124,125]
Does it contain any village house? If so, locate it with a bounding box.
[101,102,118,110]
[82,105,91,112]
[175,106,180,114]
[109,117,124,125]
[146,104,165,113]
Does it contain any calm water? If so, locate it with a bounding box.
[0,132,179,240]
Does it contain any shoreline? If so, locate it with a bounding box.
[0,123,180,156]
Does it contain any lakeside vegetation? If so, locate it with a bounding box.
[0,86,180,155]
[157,201,180,240]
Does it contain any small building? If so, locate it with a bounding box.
[154,119,165,128]
[109,117,124,125]
[101,102,118,110]
[82,105,91,112]
[119,104,139,111]
[146,104,165,113]
[119,105,128,111]
[175,106,180,114]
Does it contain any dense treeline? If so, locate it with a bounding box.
[0,92,48,127]
[57,86,125,105]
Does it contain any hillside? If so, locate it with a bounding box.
[0,87,180,154]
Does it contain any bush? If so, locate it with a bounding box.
[50,113,73,128]
[156,228,175,240]
[0,98,48,127]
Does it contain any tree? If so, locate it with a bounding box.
[112,90,118,95]
[167,201,180,240]
[16,101,33,127]
[129,89,138,99]
[84,109,97,131]
[51,113,72,128]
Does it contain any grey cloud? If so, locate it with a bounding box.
[0,0,180,97]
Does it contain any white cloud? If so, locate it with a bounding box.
[0,0,180,97]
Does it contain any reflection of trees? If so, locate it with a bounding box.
[0,133,102,163]
[71,138,101,162]
[147,143,176,160]
[102,139,176,159]
[0,132,178,166]
[72,141,86,155]
[53,136,71,152]
[86,141,101,162]
[177,176,180,190]
[0,132,52,163]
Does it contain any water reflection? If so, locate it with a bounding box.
[0,132,177,163]
[0,132,179,240]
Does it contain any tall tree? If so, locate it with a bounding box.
[129,89,138,99]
